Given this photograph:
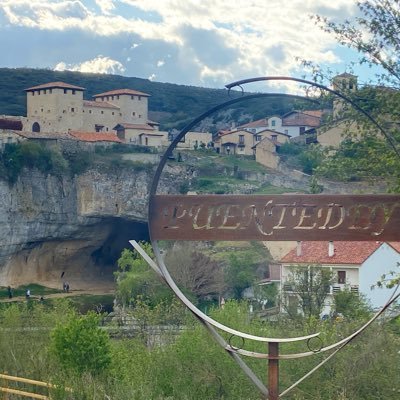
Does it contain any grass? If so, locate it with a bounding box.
[206,241,271,264]
[253,183,304,194]
[0,284,61,299]
[60,294,115,314]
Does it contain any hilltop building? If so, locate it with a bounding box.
[23,81,154,134]
[0,81,213,150]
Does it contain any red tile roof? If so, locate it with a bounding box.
[83,100,119,109]
[388,242,400,253]
[93,88,150,97]
[280,241,385,265]
[282,113,321,127]
[69,131,122,143]
[302,110,323,118]
[25,82,85,91]
[238,118,268,129]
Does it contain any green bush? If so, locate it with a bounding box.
[50,311,111,375]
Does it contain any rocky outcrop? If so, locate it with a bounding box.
[0,164,187,287]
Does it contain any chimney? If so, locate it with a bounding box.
[296,241,302,257]
[328,241,334,257]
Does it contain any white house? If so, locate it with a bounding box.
[279,241,400,314]
[236,110,322,138]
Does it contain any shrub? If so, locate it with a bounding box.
[50,312,111,375]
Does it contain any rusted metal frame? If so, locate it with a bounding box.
[129,240,269,396]
[268,342,279,400]
[150,194,400,241]
[148,92,319,199]
[225,76,400,159]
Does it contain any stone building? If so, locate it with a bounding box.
[22,81,155,137]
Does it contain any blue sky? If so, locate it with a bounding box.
[0,0,372,91]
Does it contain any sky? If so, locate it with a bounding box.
[0,0,367,91]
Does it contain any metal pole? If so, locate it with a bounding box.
[268,342,279,400]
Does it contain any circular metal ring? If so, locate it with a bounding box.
[307,336,323,353]
[228,334,245,350]
[148,75,398,346]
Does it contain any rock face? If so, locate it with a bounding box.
[0,165,185,287]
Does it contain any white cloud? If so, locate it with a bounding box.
[148,73,156,81]
[95,0,115,15]
[0,0,359,87]
[54,56,125,74]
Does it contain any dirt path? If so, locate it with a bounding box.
[0,287,115,303]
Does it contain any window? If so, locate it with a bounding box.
[138,96,141,101]
[64,89,67,94]
[49,89,52,94]
[138,114,142,118]
[338,271,346,284]
[44,90,46,94]
[284,129,288,134]
[32,92,34,96]
[101,111,104,114]
[131,95,134,100]
[72,90,76,95]
[112,112,114,115]
[271,134,278,142]
[41,108,43,112]
[299,127,306,134]
[132,112,136,116]
[239,135,245,144]
[38,91,40,95]
[71,107,75,113]
[117,95,119,99]
[89,110,92,114]
[271,120,276,127]
[255,135,262,141]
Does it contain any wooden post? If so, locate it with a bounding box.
[268,342,279,400]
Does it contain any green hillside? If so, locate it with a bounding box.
[0,68,313,132]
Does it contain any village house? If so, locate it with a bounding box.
[216,127,290,156]
[279,241,400,315]
[237,110,322,138]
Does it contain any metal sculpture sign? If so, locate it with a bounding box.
[137,76,400,400]
[150,194,400,241]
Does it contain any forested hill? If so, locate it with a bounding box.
[0,68,309,132]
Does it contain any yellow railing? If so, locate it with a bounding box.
[0,373,70,399]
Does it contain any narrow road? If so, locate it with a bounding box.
[0,288,115,303]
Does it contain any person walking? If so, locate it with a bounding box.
[26,288,30,299]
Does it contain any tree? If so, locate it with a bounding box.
[312,1,400,190]
[115,243,173,307]
[283,265,335,318]
[164,243,225,301]
[50,312,111,375]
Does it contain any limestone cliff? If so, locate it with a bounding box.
[0,164,185,287]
